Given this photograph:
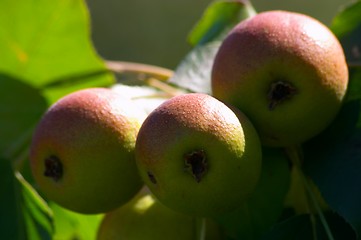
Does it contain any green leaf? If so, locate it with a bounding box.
[262,214,314,240]
[50,202,103,240]
[0,159,53,240]
[0,0,113,87]
[188,0,256,46]
[331,1,361,39]
[17,173,53,240]
[169,41,222,94]
[303,67,361,237]
[41,70,114,105]
[345,68,361,102]
[215,147,291,240]
[330,1,361,66]
[0,74,47,159]
[262,212,356,240]
[170,0,256,94]
[0,159,26,240]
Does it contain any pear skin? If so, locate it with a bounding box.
[212,11,348,147]
[30,88,146,214]
[135,93,262,217]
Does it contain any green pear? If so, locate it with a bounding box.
[211,10,348,147]
[29,88,146,214]
[97,188,222,240]
[135,93,262,217]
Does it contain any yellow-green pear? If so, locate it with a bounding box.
[135,93,262,217]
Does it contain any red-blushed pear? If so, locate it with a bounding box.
[135,93,262,217]
[212,10,349,147]
[29,88,146,214]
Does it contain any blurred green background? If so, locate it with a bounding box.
[85,0,351,70]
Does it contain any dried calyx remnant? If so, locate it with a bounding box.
[267,80,297,110]
[184,149,208,183]
[44,155,63,182]
[147,171,157,184]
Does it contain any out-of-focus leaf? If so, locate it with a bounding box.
[188,0,256,46]
[0,74,47,159]
[330,1,361,66]
[0,0,114,87]
[170,0,256,94]
[303,67,361,237]
[215,147,290,240]
[0,159,26,240]
[262,212,356,240]
[17,172,53,240]
[0,159,53,240]
[262,214,313,240]
[50,202,103,240]
[345,68,361,101]
[41,70,114,105]
[331,1,361,39]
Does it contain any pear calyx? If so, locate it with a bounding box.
[184,149,208,183]
[268,80,297,110]
[44,155,63,182]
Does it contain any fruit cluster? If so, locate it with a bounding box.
[29,10,348,239]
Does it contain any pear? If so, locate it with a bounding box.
[29,88,146,214]
[135,93,262,217]
[97,188,222,240]
[212,10,348,147]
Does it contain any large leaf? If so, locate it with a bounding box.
[187,0,256,46]
[17,172,53,240]
[50,203,103,240]
[169,41,222,94]
[262,212,356,240]
[330,1,361,66]
[41,70,114,105]
[0,159,53,240]
[169,0,255,94]
[0,0,113,87]
[0,159,26,239]
[0,74,47,158]
[215,147,290,240]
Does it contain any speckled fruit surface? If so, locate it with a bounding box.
[30,88,146,214]
[135,93,262,217]
[212,10,348,147]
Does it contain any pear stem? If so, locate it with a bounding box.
[106,61,187,97]
[195,217,206,240]
[285,145,335,240]
[105,60,173,81]
[144,77,186,97]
